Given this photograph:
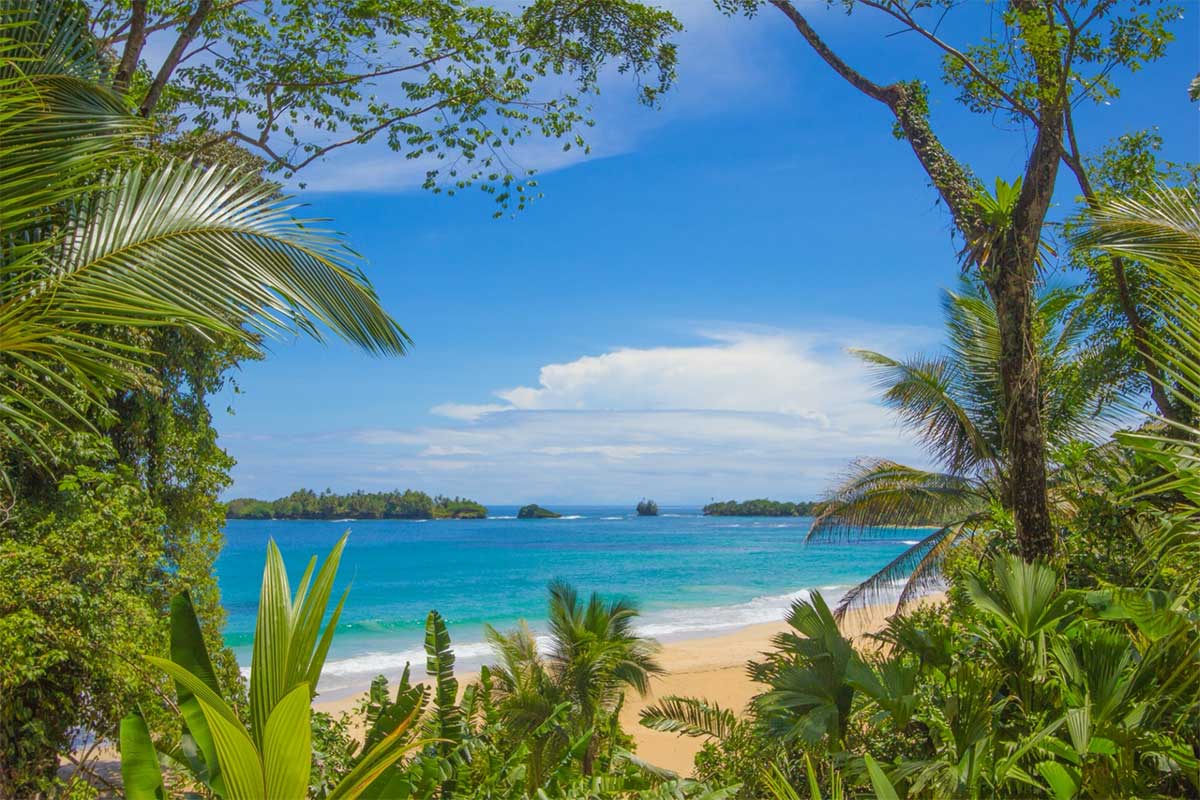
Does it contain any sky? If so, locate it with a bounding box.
[212,1,1200,505]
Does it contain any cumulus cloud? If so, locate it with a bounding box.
[223,325,938,502]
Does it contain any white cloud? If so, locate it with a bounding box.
[223,324,938,502]
[430,403,512,422]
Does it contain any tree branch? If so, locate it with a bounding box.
[767,0,981,232]
[139,0,214,118]
[112,0,146,92]
[858,0,1040,125]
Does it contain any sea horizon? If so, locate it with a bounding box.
[218,507,930,696]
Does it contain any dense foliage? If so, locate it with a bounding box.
[703,499,821,517]
[4,0,1197,797]
[122,539,731,799]
[226,489,489,520]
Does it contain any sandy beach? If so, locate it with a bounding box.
[314,595,942,776]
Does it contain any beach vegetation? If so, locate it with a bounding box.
[121,537,727,798]
[641,185,1200,797]
[650,553,1200,799]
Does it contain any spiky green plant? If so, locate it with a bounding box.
[119,533,427,800]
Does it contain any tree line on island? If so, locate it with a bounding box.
[702,498,822,517]
[225,488,488,519]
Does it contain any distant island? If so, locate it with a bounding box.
[636,499,658,516]
[702,498,821,517]
[517,504,561,519]
[225,488,488,520]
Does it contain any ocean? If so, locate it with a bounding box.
[217,508,926,694]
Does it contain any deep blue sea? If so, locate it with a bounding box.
[218,508,926,694]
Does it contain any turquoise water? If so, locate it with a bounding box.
[218,508,925,693]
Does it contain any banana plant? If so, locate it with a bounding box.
[120,533,427,799]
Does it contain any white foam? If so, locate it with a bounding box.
[556,515,583,520]
[493,515,516,520]
[902,539,920,545]
[309,582,949,694]
[600,516,623,520]
[632,586,844,639]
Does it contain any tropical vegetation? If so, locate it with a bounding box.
[123,537,728,799]
[810,278,1117,616]
[225,490,488,520]
[2,0,1198,796]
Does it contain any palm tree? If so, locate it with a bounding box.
[1076,185,1200,597]
[0,1,409,468]
[487,580,663,776]
[811,279,1116,615]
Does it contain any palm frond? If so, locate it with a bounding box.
[638,695,736,740]
[0,6,410,468]
[810,459,988,542]
[1074,183,1200,270]
[854,348,994,474]
[833,518,985,618]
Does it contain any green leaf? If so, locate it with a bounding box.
[263,683,312,800]
[250,539,295,747]
[863,754,900,800]
[149,657,262,799]
[119,710,165,800]
[205,704,266,800]
[168,591,222,790]
[1037,761,1080,800]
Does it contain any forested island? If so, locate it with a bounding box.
[225,489,488,520]
[517,504,561,519]
[636,499,659,516]
[702,499,821,517]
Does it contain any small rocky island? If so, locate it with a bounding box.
[517,504,561,519]
[636,499,659,516]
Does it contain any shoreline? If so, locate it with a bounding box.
[314,592,945,776]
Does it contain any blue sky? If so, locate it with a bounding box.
[214,1,1199,504]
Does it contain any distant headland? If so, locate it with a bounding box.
[224,489,487,520]
[702,498,821,517]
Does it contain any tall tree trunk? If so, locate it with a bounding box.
[986,258,1054,559]
[766,0,1062,559]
